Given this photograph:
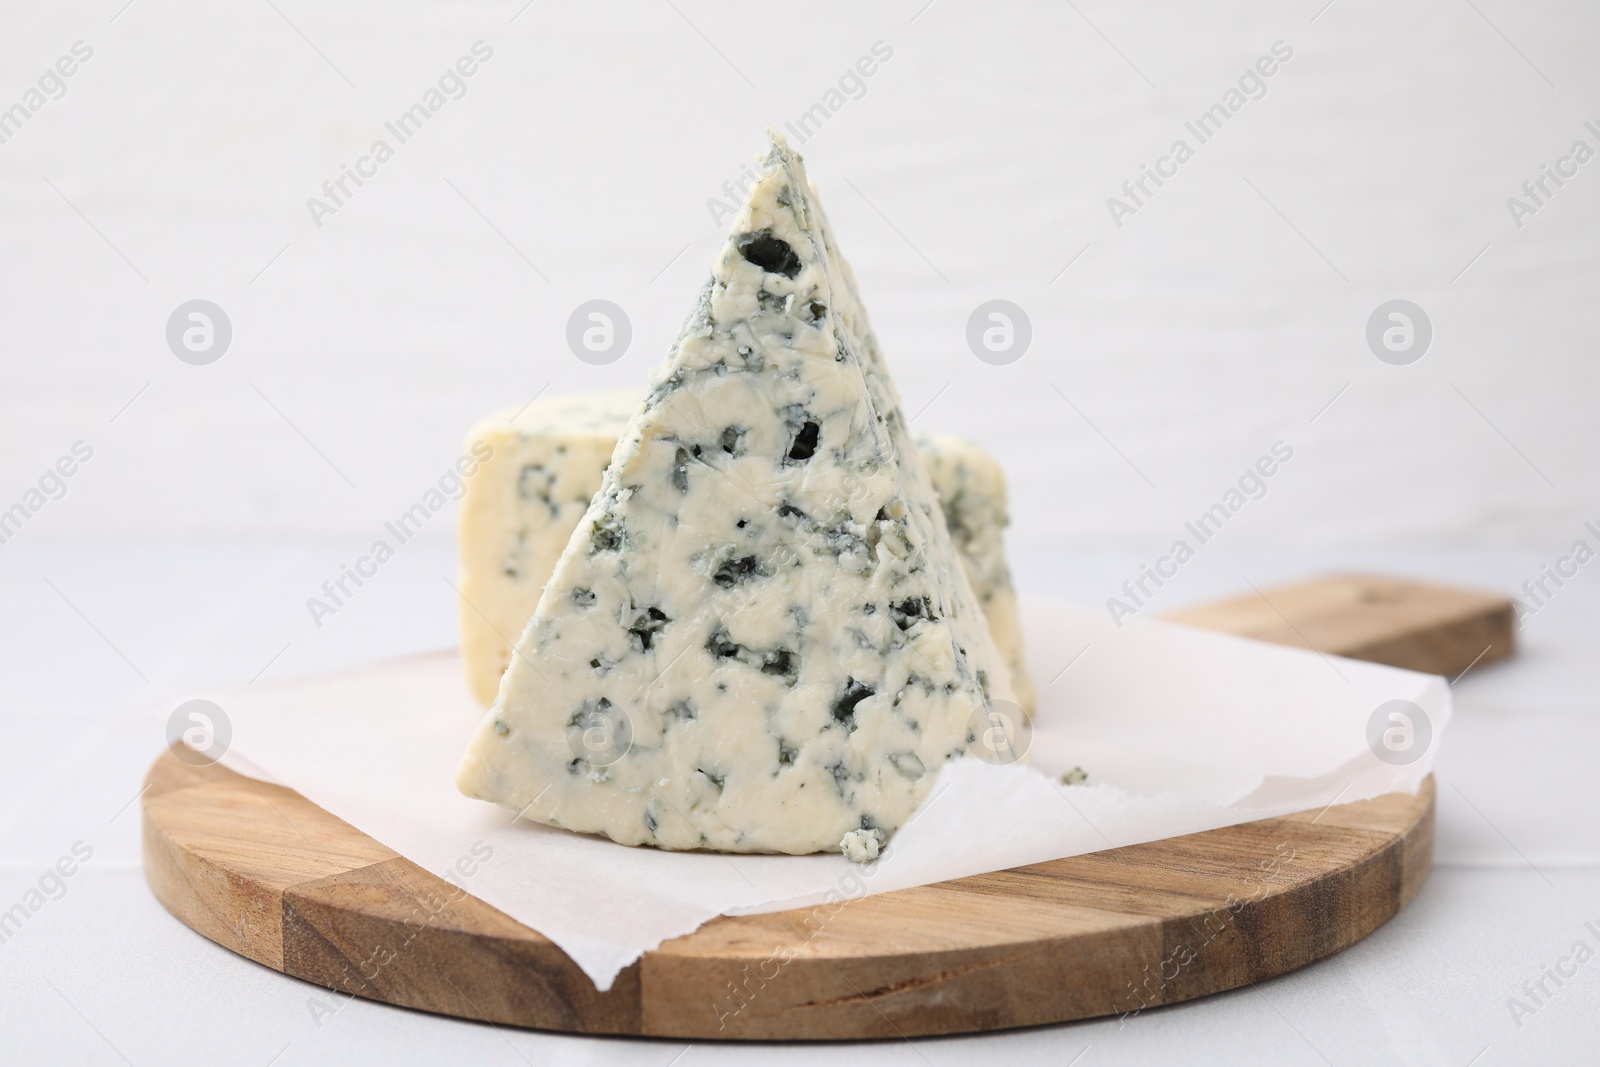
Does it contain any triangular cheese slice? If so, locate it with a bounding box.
[457,132,1015,855]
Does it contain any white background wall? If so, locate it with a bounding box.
[1,0,1595,558]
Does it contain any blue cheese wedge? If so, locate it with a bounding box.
[456,132,1015,855]
[455,392,641,708]
[456,395,1034,714]
[914,433,1035,716]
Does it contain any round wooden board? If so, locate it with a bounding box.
[141,748,1433,1040]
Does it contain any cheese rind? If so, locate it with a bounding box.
[457,397,1034,714]
[456,133,1015,854]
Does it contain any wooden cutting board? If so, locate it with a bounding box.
[141,574,1512,1040]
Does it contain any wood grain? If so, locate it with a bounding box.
[1161,573,1514,677]
[142,574,1492,1039]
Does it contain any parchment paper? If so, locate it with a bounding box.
[187,596,1449,990]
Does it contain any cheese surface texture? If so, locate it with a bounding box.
[456,133,1015,855]
[455,392,641,708]
[913,433,1036,716]
[456,395,1033,713]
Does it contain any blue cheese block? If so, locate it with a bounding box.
[456,395,1034,715]
[456,132,1016,855]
